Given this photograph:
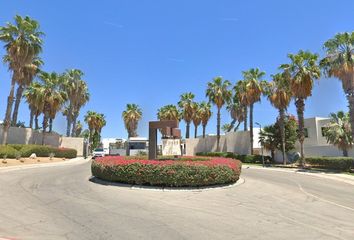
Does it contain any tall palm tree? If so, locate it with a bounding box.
[62,69,90,137]
[178,92,195,139]
[267,72,292,164]
[234,80,248,131]
[75,120,83,137]
[157,105,180,121]
[206,76,232,151]
[84,111,98,145]
[198,101,212,138]
[24,81,44,129]
[84,111,106,148]
[122,104,142,138]
[280,50,321,166]
[11,56,43,126]
[191,102,201,138]
[242,68,265,155]
[320,32,354,138]
[0,15,43,145]
[323,111,353,157]
[226,98,245,132]
[37,71,67,143]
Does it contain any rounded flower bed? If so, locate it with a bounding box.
[91,156,242,187]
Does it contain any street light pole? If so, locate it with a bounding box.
[255,122,265,167]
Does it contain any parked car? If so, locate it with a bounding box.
[92,148,105,159]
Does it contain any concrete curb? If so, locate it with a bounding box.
[0,157,90,173]
[243,165,354,186]
[89,177,245,192]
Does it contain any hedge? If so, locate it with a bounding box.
[0,144,77,159]
[196,152,272,164]
[91,156,242,187]
[306,157,354,171]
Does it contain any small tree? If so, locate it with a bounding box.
[323,111,353,157]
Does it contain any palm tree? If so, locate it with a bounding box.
[226,98,245,132]
[323,111,353,157]
[178,92,195,139]
[191,102,201,138]
[259,125,277,161]
[157,105,180,121]
[321,32,354,138]
[221,123,232,134]
[267,72,292,164]
[122,104,142,138]
[11,56,43,126]
[24,81,44,129]
[198,101,212,138]
[62,69,90,137]
[37,71,67,143]
[234,80,248,131]
[0,15,43,145]
[84,111,97,145]
[84,111,106,148]
[75,121,83,137]
[242,68,265,155]
[206,76,232,151]
[280,50,321,166]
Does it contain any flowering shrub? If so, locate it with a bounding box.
[91,156,242,187]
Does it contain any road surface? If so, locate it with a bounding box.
[0,159,353,240]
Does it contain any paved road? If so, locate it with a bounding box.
[0,160,353,240]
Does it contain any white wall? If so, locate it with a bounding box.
[0,127,84,156]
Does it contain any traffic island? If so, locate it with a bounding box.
[91,156,242,187]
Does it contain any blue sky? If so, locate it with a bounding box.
[0,0,353,139]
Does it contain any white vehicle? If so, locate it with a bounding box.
[92,148,105,158]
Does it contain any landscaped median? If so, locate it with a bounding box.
[91,156,242,187]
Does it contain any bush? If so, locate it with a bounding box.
[0,145,18,159]
[306,157,354,171]
[0,144,77,159]
[92,156,242,187]
[196,152,272,164]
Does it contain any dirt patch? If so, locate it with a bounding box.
[0,157,69,167]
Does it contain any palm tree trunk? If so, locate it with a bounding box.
[71,116,77,137]
[29,109,34,129]
[279,108,286,165]
[35,114,39,130]
[11,85,24,126]
[202,124,206,138]
[66,117,72,137]
[49,118,53,133]
[194,125,198,138]
[347,93,354,140]
[186,122,190,139]
[228,119,236,132]
[42,114,48,145]
[2,76,16,145]
[243,106,248,131]
[295,98,306,167]
[250,103,254,155]
[234,121,241,132]
[216,108,221,152]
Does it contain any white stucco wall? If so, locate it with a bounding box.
[0,127,84,156]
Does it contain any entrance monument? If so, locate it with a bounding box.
[148,120,181,160]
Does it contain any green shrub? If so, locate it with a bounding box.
[0,145,18,158]
[196,152,272,164]
[306,157,354,171]
[92,156,242,187]
[3,144,77,159]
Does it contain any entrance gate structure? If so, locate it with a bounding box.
[148,120,181,160]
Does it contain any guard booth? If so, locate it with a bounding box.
[125,137,148,156]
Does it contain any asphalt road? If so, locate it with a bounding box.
[0,159,353,240]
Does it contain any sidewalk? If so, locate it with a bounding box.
[243,164,354,186]
[0,157,89,173]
